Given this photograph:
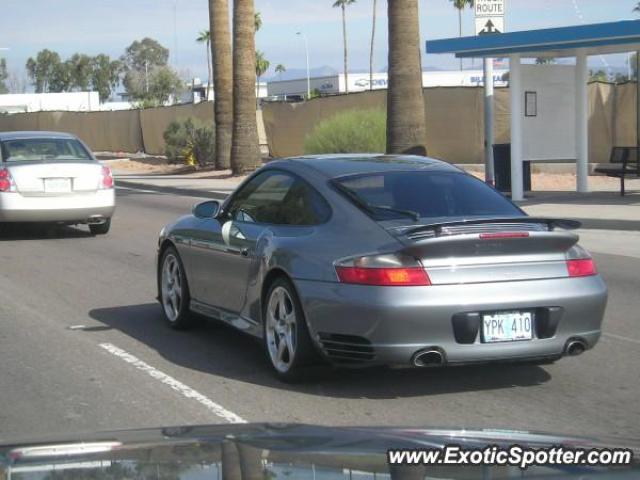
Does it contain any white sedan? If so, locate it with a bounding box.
[0,131,115,235]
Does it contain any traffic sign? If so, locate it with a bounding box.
[476,17,504,35]
[475,0,505,36]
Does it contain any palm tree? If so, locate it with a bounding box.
[196,30,212,100]
[386,0,427,155]
[369,0,377,91]
[333,0,356,94]
[209,0,233,169]
[255,51,270,107]
[275,64,286,80]
[635,2,640,12]
[231,0,261,174]
[255,11,262,32]
[450,0,474,70]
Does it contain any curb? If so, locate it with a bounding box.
[115,180,229,200]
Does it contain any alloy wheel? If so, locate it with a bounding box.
[266,286,298,373]
[161,253,183,322]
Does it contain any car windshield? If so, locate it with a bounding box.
[333,171,523,222]
[1,138,92,162]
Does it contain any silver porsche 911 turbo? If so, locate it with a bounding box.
[156,155,607,381]
[0,131,115,234]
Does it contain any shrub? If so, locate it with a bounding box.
[304,109,386,154]
[163,117,215,167]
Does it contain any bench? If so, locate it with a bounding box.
[595,147,640,196]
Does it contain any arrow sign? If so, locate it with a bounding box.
[479,19,501,35]
[475,0,505,36]
[475,16,504,36]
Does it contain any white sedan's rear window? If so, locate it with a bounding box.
[1,138,91,162]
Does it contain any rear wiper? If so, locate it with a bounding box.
[332,183,420,221]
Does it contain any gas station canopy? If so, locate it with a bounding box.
[427,20,640,59]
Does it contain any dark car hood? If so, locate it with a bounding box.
[2,423,638,479]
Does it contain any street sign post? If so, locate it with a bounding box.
[475,0,505,35]
[475,0,505,185]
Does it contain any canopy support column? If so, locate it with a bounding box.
[483,57,495,185]
[576,49,589,193]
[509,54,524,201]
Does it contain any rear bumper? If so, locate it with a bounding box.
[0,189,115,223]
[294,276,608,367]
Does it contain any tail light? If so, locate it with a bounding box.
[100,166,114,189]
[335,254,431,286]
[0,168,15,192]
[566,245,597,277]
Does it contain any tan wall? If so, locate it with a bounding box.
[140,101,214,155]
[262,90,387,158]
[264,83,631,164]
[614,82,637,148]
[0,109,143,153]
[0,84,633,163]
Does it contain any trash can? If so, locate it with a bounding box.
[492,143,532,193]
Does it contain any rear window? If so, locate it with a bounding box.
[1,138,92,162]
[333,171,522,222]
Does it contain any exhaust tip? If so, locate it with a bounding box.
[412,348,445,367]
[565,339,587,357]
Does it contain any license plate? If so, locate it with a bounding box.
[482,311,533,343]
[44,178,71,193]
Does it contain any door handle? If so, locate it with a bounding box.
[240,248,249,257]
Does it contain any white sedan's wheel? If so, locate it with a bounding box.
[159,247,193,329]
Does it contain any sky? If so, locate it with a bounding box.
[1,0,638,84]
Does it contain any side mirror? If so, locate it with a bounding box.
[193,200,220,219]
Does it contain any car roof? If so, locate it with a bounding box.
[0,131,78,141]
[276,154,461,178]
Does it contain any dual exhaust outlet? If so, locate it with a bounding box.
[411,338,587,368]
[412,348,445,367]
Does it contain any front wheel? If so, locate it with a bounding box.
[89,218,111,235]
[263,278,316,382]
[159,247,194,330]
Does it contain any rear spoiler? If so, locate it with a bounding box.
[393,217,582,237]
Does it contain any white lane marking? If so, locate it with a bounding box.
[603,333,640,345]
[99,343,247,424]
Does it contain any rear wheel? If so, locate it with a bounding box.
[89,218,111,235]
[159,246,194,330]
[263,277,316,382]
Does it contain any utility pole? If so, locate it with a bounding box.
[297,32,311,99]
[144,60,149,94]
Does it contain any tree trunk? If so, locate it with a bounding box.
[386,0,427,155]
[231,0,261,174]
[458,8,463,71]
[206,39,213,101]
[369,0,377,91]
[209,0,233,169]
[342,4,349,94]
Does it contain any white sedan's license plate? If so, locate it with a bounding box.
[44,178,71,193]
[482,311,533,343]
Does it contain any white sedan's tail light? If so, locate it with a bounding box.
[100,166,114,189]
[335,254,431,286]
[0,168,16,192]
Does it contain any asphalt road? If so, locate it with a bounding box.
[0,187,638,443]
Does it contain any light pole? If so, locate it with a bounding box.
[296,32,311,99]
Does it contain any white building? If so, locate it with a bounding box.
[267,70,509,98]
[191,78,269,103]
[0,92,101,113]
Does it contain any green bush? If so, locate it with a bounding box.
[163,117,215,166]
[304,109,386,154]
